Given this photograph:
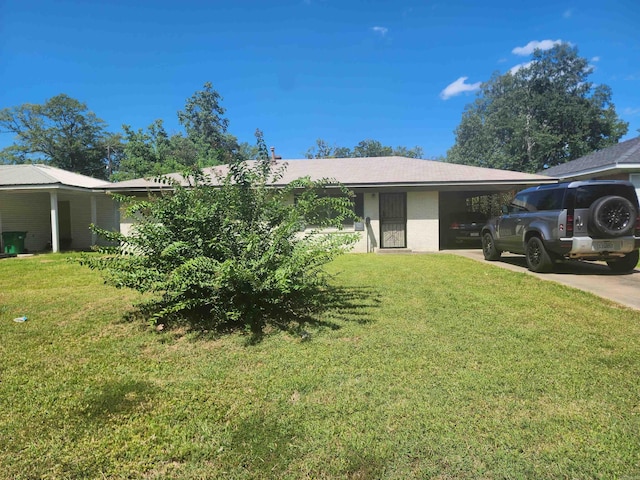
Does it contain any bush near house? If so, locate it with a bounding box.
[81,157,358,334]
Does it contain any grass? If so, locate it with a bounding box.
[1,253,640,479]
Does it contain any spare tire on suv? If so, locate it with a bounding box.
[589,195,636,238]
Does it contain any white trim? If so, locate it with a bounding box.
[50,191,59,253]
[554,164,640,180]
[0,185,109,193]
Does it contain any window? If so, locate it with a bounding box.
[353,192,364,218]
[509,193,530,213]
[527,189,564,211]
[510,189,563,212]
[570,185,637,209]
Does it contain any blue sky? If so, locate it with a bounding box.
[1,0,639,160]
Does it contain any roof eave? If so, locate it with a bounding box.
[275,178,558,188]
[106,178,558,192]
[0,184,111,193]
[549,163,640,180]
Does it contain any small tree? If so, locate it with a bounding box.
[82,153,358,334]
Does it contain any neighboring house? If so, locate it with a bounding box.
[109,157,556,253]
[0,164,118,253]
[541,136,640,199]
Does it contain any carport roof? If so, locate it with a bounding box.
[109,156,557,191]
[0,164,112,190]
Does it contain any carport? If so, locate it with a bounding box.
[438,181,555,250]
[0,164,118,253]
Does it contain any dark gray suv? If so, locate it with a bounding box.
[481,180,640,273]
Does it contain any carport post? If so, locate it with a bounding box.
[50,191,60,253]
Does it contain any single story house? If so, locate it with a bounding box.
[541,136,640,199]
[0,164,119,253]
[109,157,556,253]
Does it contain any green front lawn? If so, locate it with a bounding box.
[1,253,639,479]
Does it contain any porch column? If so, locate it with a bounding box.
[90,195,97,246]
[50,191,60,253]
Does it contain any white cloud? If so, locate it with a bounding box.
[440,77,481,100]
[563,9,573,18]
[372,26,388,36]
[591,56,600,62]
[512,39,563,56]
[622,107,640,116]
[509,61,534,75]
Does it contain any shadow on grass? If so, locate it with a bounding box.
[122,284,382,345]
[75,379,157,420]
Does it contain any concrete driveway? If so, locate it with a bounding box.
[446,249,640,311]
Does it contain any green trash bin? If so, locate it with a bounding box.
[2,231,27,254]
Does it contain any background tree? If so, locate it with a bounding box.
[237,129,270,160]
[353,139,393,157]
[112,120,175,181]
[0,94,111,178]
[305,139,337,158]
[100,132,125,179]
[305,138,423,159]
[392,145,425,159]
[177,82,240,165]
[447,43,628,173]
[237,141,260,160]
[113,83,243,180]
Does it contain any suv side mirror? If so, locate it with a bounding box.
[501,205,509,215]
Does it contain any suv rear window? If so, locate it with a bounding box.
[567,185,638,209]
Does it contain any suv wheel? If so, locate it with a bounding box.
[590,195,636,238]
[606,250,639,274]
[482,232,501,261]
[525,236,554,273]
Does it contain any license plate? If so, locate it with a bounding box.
[593,240,616,250]
[470,232,479,237]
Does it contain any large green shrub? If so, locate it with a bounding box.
[83,156,358,333]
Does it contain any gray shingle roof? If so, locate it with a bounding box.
[109,156,555,191]
[0,164,112,189]
[541,136,640,178]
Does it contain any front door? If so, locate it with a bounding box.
[380,193,406,248]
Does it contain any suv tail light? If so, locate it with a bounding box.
[635,214,640,236]
[566,214,574,237]
[450,222,460,230]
